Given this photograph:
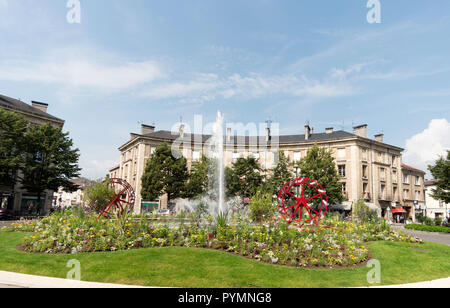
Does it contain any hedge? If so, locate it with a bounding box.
[405,224,450,234]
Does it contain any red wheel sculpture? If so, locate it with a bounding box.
[277,178,328,227]
[98,178,135,218]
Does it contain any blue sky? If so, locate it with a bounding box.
[0,0,449,179]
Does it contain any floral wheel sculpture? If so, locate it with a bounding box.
[277,177,328,227]
[98,178,135,218]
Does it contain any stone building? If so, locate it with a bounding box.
[110,121,425,221]
[399,164,426,221]
[0,94,65,217]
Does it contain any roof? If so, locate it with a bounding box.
[130,129,359,145]
[401,163,426,174]
[0,94,64,123]
[425,179,438,186]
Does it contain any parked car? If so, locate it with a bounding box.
[0,209,12,221]
[157,209,170,216]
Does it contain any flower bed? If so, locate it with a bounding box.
[2,210,422,268]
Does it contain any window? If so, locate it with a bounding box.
[362,148,368,161]
[415,190,420,200]
[192,151,201,162]
[415,176,420,186]
[403,189,409,200]
[338,165,346,177]
[362,165,368,178]
[380,185,385,198]
[293,152,301,162]
[392,155,396,166]
[403,173,409,184]
[150,147,156,155]
[393,170,397,183]
[393,187,398,200]
[342,182,347,194]
[380,168,385,181]
[363,183,369,194]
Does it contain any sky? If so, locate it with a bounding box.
[0,0,449,179]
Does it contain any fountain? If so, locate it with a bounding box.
[211,111,225,214]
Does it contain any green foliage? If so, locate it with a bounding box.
[225,157,263,198]
[405,224,450,233]
[0,108,27,186]
[184,155,210,199]
[19,123,81,208]
[214,211,229,229]
[141,143,189,202]
[84,177,115,214]
[267,151,294,196]
[428,150,450,204]
[296,144,344,205]
[352,200,378,223]
[249,191,275,223]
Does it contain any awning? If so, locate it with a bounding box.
[392,208,407,214]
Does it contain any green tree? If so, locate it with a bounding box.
[184,155,210,199]
[0,108,27,187]
[20,124,81,213]
[226,157,263,198]
[141,143,189,203]
[296,144,344,206]
[84,176,115,214]
[428,150,450,204]
[268,151,294,196]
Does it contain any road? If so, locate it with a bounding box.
[392,225,450,246]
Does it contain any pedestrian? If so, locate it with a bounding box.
[27,202,34,216]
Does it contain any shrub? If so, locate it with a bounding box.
[84,178,115,214]
[352,200,378,223]
[249,191,275,223]
[405,224,450,233]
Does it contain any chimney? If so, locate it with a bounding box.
[266,127,271,142]
[31,101,48,113]
[179,124,185,138]
[141,124,155,135]
[325,127,334,134]
[305,124,311,141]
[375,133,384,143]
[353,124,367,138]
[227,127,232,142]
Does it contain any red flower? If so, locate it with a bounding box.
[209,234,214,239]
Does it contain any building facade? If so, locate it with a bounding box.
[423,180,449,220]
[111,122,425,221]
[53,178,92,209]
[0,94,65,217]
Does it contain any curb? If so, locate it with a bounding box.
[0,271,151,288]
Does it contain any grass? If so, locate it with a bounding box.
[0,232,449,288]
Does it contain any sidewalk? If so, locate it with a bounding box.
[0,270,448,288]
[0,271,150,288]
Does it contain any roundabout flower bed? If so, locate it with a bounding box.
[2,209,422,268]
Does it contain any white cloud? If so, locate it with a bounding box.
[403,119,450,177]
[79,158,118,180]
[141,72,356,103]
[0,59,163,91]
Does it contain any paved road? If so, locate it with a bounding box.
[392,225,450,246]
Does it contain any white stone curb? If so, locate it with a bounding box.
[361,277,450,288]
[0,271,151,288]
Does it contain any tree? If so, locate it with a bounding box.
[226,157,263,198]
[267,151,294,196]
[84,176,115,214]
[0,108,27,187]
[20,124,81,213]
[141,143,189,203]
[296,144,344,206]
[428,150,450,204]
[184,155,210,199]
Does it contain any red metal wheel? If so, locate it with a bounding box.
[277,178,328,227]
[98,178,135,218]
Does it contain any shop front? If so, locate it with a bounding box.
[20,195,47,217]
[392,207,407,223]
